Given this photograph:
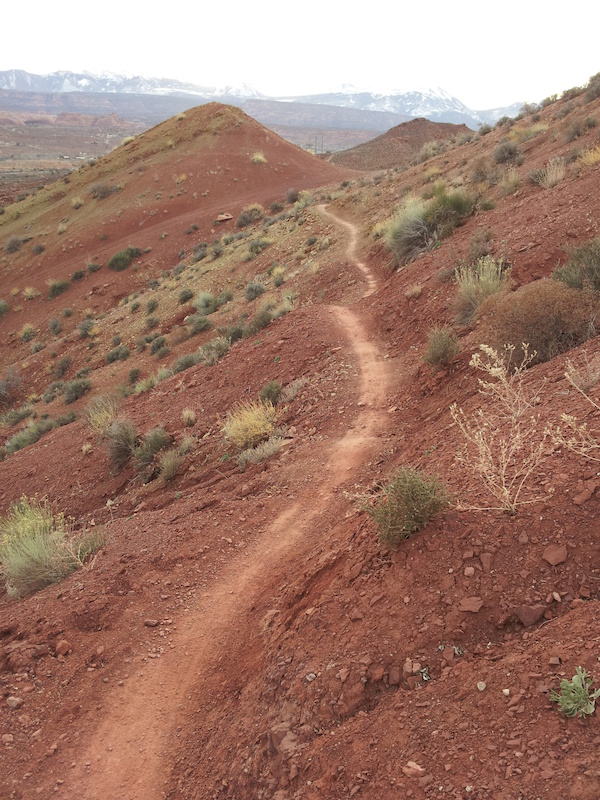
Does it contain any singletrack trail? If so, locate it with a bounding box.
[66,207,391,799]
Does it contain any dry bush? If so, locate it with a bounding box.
[454,256,511,324]
[223,401,278,450]
[480,279,598,365]
[529,157,566,189]
[85,395,121,436]
[105,420,137,471]
[553,236,600,292]
[450,344,550,512]
[236,436,284,469]
[365,467,451,546]
[548,358,600,462]
[158,449,184,482]
[133,427,172,475]
[500,168,521,195]
[181,408,196,427]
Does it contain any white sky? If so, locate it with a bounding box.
[4,1,599,109]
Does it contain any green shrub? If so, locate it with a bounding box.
[48,279,70,299]
[248,238,270,257]
[0,299,9,318]
[150,336,167,355]
[71,269,85,282]
[425,187,476,239]
[146,298,159,314]
[260,380,282,405]
[178,288,194,304]
[105,345,130,363]
[4,235,22,254]
[20,324,36,342]
[86,262,102,273]
[365,467,451,546]
[133,427,172,475]
[494,141,522,164]
[128,368,141,385]
[553,237,600,292]
[385,195,430,264]
[481,279,598,365]
[454,256,511,324]
[187,314,213,335]
[193,291,216,315]
[105,420,137,471]
[77,318,94,338]
[199,336,230,365]
[551,667,600,717]
[423,327,459,371]
[145,316,159,331]
[53,356,72,379]
[172,353,201,374]
[237,204,264,228]
[63,378,91,404]
[0,497,103,597]
[1,403,33,428]
[107,247,142,271]
[5,418,53,453]
[245,281,266,301]
[48,318,62,336]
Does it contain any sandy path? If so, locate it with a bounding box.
[66,208,390,799]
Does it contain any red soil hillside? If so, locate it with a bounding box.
[0,102,357,329]
[330,116,472,170]
[2,77,600,800]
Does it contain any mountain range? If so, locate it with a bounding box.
[0,69,522,128]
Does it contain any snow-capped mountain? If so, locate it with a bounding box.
[0,70,521,126]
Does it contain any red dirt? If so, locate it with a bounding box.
[2,93,600,800]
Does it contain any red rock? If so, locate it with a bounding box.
[406,676,421,690]
[349,608,364,622]
[542,544,567,566]
[32,645,49,659]
[388,667,401,686]
[55,639,71,656]
[514,605,546,627]
[458,596,483,612]
[144,619,159,627]
[6,696,24,709]
[337,668,350,683]
[402,761,425,778]
[480,552,493,572]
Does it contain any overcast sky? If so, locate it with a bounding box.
[4,1,598,109]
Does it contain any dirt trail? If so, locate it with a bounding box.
[66,209,391,799]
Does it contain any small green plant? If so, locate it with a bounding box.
[423,327,459,371]
[105,420,137,471]
[48,317,62,336]
[365,467,451,546]
[551,667,600,718]
[4,235,22,254]
[0,299,9,318]
[553,236,600,292]
[146,298,159,314]
[178,288,194,304]
[63,378,91,404]
[20,323,36,342]
[133,426,172,476]
[245,281,266,301]
[454,256,511,324]
[105,345,130,363]
[47,279,70,299]
[107,247,142,271]
[158,448,184,482]
[494,141,522,164]
[0,496,103,597]
[53,356,72,379]
[260,380,282,405]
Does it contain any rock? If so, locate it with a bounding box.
[349,608,364,622]
[480,552,493,572]
[337,668,350,683]
[2,734,14,744]
[388,667,401,686]
[55,640,71,656]
[464,566,475,578]
[32,645,49,659]
[402,761,425,778]
[514,604,546,627]
[542,544,567,566]
[144,619,159,627]
[6,697,24,709]
[518,532,529,545]
[458,596,483,613]
[406,676,421,690]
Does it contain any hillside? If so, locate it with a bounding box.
[330,117,473,170]
[1,78,600,800]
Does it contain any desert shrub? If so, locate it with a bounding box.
[107,247,142,271]
[245,307,273,334]
[478,123,492,136]
[105,345,130,364]
[86,262,101,274]
[223,401,278,450]
[150,336,167,355]
[251,151,267,164]
[84,395,120,436]
[0,299,9,318]
[145,316,159,332]
[5,418,54,454]
[245,281,266,301]
[182,408,196,427]
[270,201,284,213]
[286,188,299,203]
[0,497,103,597]
[89,183,115,199]
[20,324,36,342]
[192,244,207,263]
[365,467,451,546]
[178,288,194,305]
[47,279,70,299]
[237,436,284,469]
[62,308,72,317]
[146,298,159,314]
[248,238,270,257]
[529,157,566,189]
[77,318,94,338]
[105,420,137,471]
[423,327,459,371]
[500,168,521,195]
[71,269,85,282]
[425,187,476,239]
[171,352,201,374]
[63,378,91,404]
[237,204,264,228]
[551,667,600,718]
[53,356,72,379]
[187,314,213,335]
[32,243,44,257]
[481,279,598,365]
[454,256,511,324]
[199,336,229,365]
[553,237,600,292]
[260,380,282,405]
[158,449,184,482]
[385,195,430,264]
[193,291,216,315]
[494,141,522,164]
[4,235,22,253]
[1,403,33,427]
[133,427,172,475]
[48,318,62,336]
[468,228,494,261]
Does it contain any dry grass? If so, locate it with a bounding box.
[423,327,459,371]
[223,401,278,450]
[85,395,121,436]
[530,157,566,189]
[181,408,196,427]
[236,436,284,469]
[579,146,600,167]
[454,256,511,324]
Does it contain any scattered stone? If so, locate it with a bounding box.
[144,619,159,628]
[477,682,486,692]
[337,668,350,683]
[480,552,493,572]
[2,734,14,744]
[402,761,425,778]
[32,645,49,659]
[6,697,24,710]
[349,608,364,622]
[464,567,475,578]
[549,657,562,666]
[514,605,546,627]
[542,544,567,566]
[55,640,71,656]
[458,597,483,613]
[305,673,316,682]
[388,667,401,686]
